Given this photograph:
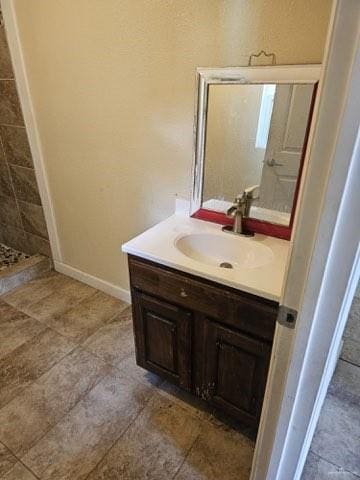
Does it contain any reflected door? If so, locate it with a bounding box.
[259,84,314,212]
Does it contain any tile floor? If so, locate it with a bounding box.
[0,271,254,479]
[302,290,360,480]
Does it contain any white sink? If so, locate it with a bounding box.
[175,233,274,269]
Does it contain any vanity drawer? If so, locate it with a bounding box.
[128,256,277,341]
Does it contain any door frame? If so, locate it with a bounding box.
[251,1,360,478]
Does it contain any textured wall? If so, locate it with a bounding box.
[0,20,50,256]
[12,0,333,289]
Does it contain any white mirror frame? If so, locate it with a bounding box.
[190,65,321,217]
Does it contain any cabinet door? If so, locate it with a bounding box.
[132,290,192,390]
[204,321,271,427]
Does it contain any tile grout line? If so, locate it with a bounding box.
[0,347,115,465]
[0,306,116,414]
[0,440,41,480]
[3,281,99,322]
[0,280,128,378]
[339,356,360,369]
[0,340,79,412]
[0,306,131,462]
[83,388,158,480]
[309,449,360,478]
[0,281,133,471]
[25,291,129,344]
[0,123,27,128]
[172,431,202,480]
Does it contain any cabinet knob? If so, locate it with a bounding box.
[180,288,188,298]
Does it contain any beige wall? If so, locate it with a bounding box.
[12,0,332,291]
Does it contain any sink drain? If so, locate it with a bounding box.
[219,262,233,269]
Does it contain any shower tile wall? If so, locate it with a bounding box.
[0,22,51,257]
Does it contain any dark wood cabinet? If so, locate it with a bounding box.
[128,255,278,429]
[203,321,271,427]
[132,290,192,390]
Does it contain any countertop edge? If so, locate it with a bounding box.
[122,245,281,303]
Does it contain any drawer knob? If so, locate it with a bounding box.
[180,288,188,298]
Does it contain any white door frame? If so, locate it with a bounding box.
[252,1,360,478]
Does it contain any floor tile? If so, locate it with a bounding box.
[302,451,359,480]
[341,338,360,367]
[344,296,360,343]
[44,291,128,343]
[310,391,360,476]
[0,442,17,478]
[21,370,154,480]
[86,392,202,480]
[1,272,69,311]
[22,277,97,322]
[174,418,254,480]
[1,273,257,479]
[82,307,135,365]
[0,348,110,456]
[0,312,45,359]
[117,352,163,389]
[328,359,360,400]
[0,300,25,321]
[0,328,75,408]
[157,381,212,420]
[1,462,38,480]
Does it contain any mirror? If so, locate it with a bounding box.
[191,66,320,237]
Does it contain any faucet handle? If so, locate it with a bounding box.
[244,185,260,200]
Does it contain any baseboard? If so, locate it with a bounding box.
[53,261,131,304]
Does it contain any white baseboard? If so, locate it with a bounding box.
[53,261,131,304]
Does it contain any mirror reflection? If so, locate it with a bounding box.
[202,83,315,226]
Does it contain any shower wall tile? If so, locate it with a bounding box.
[25,232,51,257]
[0,28,13,79]
[0,80,24,125]
[0,126,33,168]
[0,224,27,254]
[0,195,21,228]
[0,157,13,197]
[19,201,48,239]
[9,165,42,205]
[0,24,50,257]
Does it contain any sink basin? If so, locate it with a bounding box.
[175,233,274,269]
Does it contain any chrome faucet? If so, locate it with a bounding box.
[222,185,259,236]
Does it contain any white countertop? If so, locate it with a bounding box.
[122,214,290,301]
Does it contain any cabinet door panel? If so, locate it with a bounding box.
[132,290,192,390]
[145,312,177,372]
[204,321,271,427]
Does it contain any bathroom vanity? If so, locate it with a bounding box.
[128,254,276,428]
[122,214,289,429]
[122,64,320,430]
